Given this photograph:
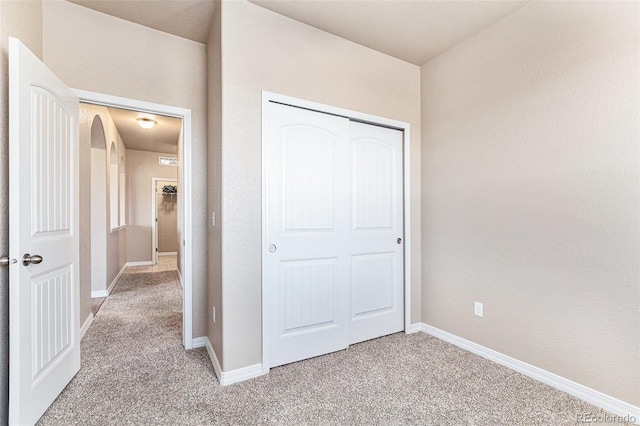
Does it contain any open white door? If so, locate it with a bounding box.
[8,37,80,425]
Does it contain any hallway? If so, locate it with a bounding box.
[125,255,178,274]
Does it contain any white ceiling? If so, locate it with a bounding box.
[106,107,182,155]
[248,1,527,65]
[67,0,216,44]
[67,0,527,66]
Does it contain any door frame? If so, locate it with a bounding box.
[73,89,196,350]
[152,177,178,264]
[261,91,412,373]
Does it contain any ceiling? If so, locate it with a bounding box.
[67,0,216,43]
[248,1,527,65]
[106,107,182,155]
[67,0,527,66]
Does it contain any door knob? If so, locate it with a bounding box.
[268,244,277,253]
[0,256,17,267]
[22,254,43,266]
[397,238,402,244]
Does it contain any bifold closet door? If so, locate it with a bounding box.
[266,102,404,368]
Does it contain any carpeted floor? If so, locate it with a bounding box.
[38,271,614,425]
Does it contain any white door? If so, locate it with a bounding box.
[348,121,404,344]
[8,38,80,425]
[266,103,351,367]
[265,102,403,368]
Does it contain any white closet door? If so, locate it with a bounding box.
[265,102,404,368]
[266,102,351,368]
[348,121,404,344]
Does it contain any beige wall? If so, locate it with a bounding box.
[42,0,208,338]
[217,0,421,371]
[421,1,639,406]
[80,104,127,306]
[126,150,178,261]
[89,113,107,301]
[0,1,43,421]
[207,0,223,365]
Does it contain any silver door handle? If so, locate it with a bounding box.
[268,244,277,253]
[0,256,17,267]
[397,238,402,244]
[22,254,43,266]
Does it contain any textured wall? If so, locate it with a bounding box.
[126,150,178,262]
[42,0,208,338]
[206,0,223,366]
[421,1,639,406]
[79,104,127,306]
[0,2,43,422]
[219,0,421,371]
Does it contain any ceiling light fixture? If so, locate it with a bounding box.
[137,118,157,129]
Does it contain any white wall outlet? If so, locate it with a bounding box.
[212,306,216,323]
[474,301,483,317]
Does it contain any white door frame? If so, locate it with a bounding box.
[73,89,195,350]
[152,177,178,264]
[261,91,412,373]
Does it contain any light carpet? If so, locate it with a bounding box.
[39,271,614,425]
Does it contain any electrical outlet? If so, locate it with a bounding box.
[212,306,216,323]
[474,302,483,317]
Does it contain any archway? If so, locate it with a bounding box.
[90,116,108,296]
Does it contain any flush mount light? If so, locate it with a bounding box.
[137,118,157,129]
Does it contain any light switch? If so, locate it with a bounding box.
[212,212,216,227]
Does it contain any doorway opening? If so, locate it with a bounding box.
[153,177,179,265]
[78,90,195,349]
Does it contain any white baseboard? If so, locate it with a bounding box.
[158,252,177,256]
[125,260,153,267]
[91,264,128,299]
[406,322,424,334]
[192,336,207,348]
[177,268,184,295]
[203,337,264,386]
[91,290,108,298]
[80,314,94,340]
[107,264,128,294]
[415,323,639,421]
[204,337,223,384]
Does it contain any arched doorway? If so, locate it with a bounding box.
[90,116,108,297]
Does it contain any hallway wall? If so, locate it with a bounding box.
[126,150,178,262]
[79,103,128,314]
[42,0,208,339]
